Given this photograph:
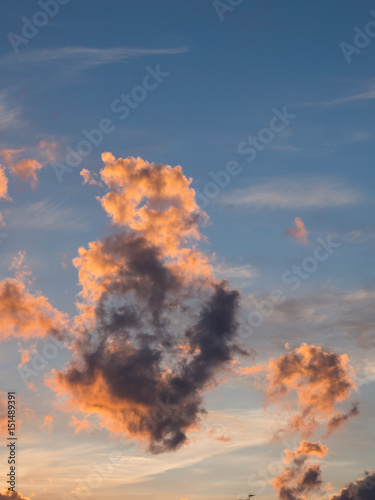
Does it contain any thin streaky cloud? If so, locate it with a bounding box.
[0,46,188,68]
[0,92,25,130]
[315,89,375,107]
[220,177,365,209]
[300,81,375,108]
[8,199,91,232]
[20,409,271,488]
[214,263,258,281]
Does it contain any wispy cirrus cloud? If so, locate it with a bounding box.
[0,46,188,87]
[252,286,375,351]
[0,91,25,130]
[220,177,365,209]
[0,46,188,69]
[309,89,375,108]
[8,198,91,232]
[301,80,375,108]
[214,263,258,281]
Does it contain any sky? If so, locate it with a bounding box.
[0,1,374,499]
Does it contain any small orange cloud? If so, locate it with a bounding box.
[284,440,328,463]
[274,441,328,500]
[70,415,92,434]
[38,140,58,163]
[285,217,309,245]
[40,415,53,433]
[0,167,11,201]
[7,158,43,188]
[9,251,32,284]
[236,364,266,376]
[70,487,88,496]
[17,342,37,367]
[0,141,58,189]
[0,279,68,341]
[80,168,103,187]
[252,343,358,437]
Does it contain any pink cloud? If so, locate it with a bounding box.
[285,217,309,245]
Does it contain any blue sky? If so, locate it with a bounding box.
[0,1,374,500]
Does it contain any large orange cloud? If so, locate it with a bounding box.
[50,154,243,453]
[98,153,212,277]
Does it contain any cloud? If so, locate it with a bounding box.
[0,46,187,73]
[307,85,375,108]
[9,198,90,232]
[213,263,258,281]
[0,164,11,226]
[69,416,92,434]
[9,250,32,284]
[0,167,11,203]
[80,168,103,187]
[0,92,24,131]
[0,489,30,500]
[262,287,375,350]
[0,393,8,437]
[40,415,53,433]
[0,142,57,225]
[285,440,328,460]
[273,440,328,500]
[330,471,375,500]
[220,177,364,209]
[48,154,245,454]
[285,217,309,245]
[208,428,232,443]
[326,404,359,436]
[17,342,37,368]
[0,279,68,341]
[98,153,212,276]
[0,141,56,189]
[70,487,88,496]
[251,344,358,437]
